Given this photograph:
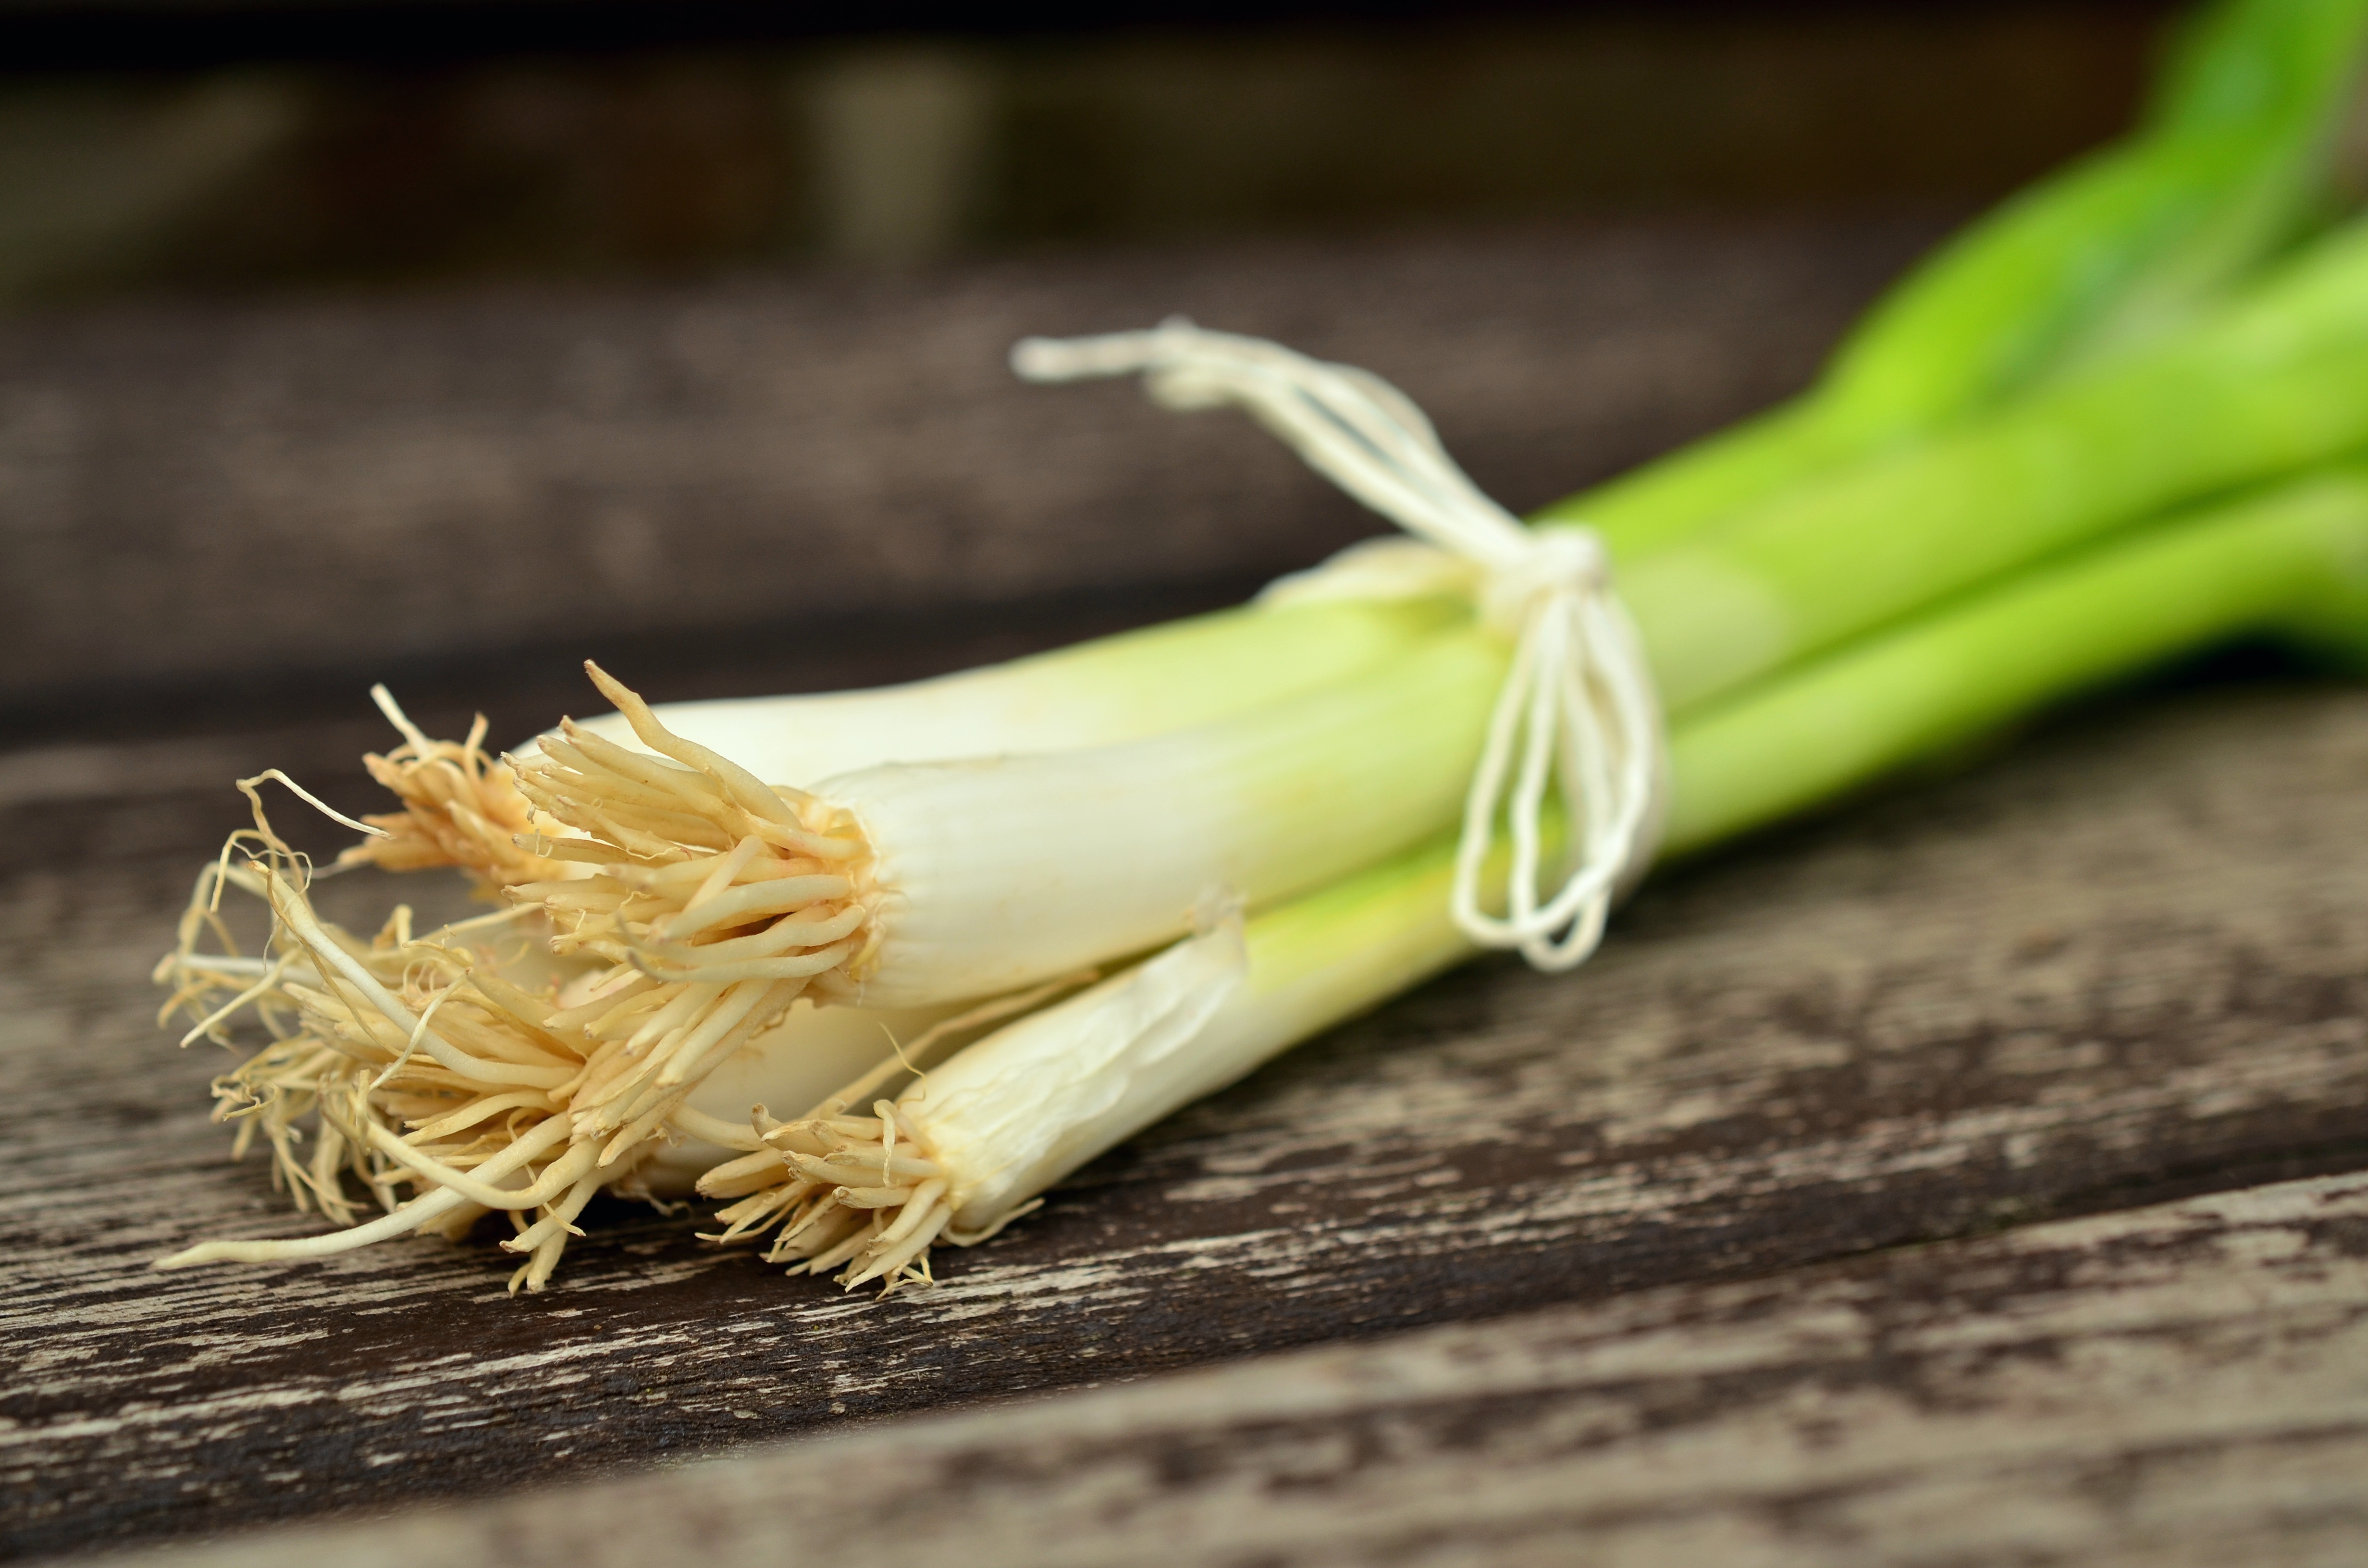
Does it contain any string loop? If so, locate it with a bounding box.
[1012,318,1665,973]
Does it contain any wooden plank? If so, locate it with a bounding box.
[98,1167,2368,1568]
[0,217,1935,723]
[6,676,2368,1557]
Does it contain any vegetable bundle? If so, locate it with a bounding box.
[158,0,2368,1294]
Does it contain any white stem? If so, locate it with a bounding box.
[555,596,1462,785]
[836,630,1504,1006]
[908,826,1480,1236]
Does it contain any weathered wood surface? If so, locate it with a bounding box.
[5,219,2367,1563]
[0,215,1935,726]
[8,680,2368,1561]
[106,1167,2368,1568]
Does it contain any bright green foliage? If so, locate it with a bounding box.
[1664,466,2368,851]
[1552,0,2368,560]
[1625,214,2368,712]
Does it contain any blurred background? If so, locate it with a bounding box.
[4,1,2165,294]
[0,0,2183,801]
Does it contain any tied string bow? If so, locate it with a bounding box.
[1012,319,1664,972]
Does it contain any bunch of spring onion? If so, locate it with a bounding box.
[155,0,2368,1293]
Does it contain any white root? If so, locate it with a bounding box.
[153,734,874,1290]
[499,663,878,1015]
[156,669,1092,1292]
[698,1100,962,1296]
[337,686,577,890]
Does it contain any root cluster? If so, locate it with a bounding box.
[696,1100,973,1295]
[160,849,623,1291]
[338,686,572,890]
[157,669,891,1291]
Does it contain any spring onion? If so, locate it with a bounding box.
[350,593,1465,893]
[699,465,2368,1290]
[150,0,2368,1289]
[154,317,2368,1290]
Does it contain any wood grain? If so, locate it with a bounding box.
[0,216,1936,725]
[103,1167,2368,1568]
[7,678,2368,1559]
[5,217,2363,1563]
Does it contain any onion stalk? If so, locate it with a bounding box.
[157,238,2368,1283]
[150,0,2368,1287]
[156,461,2368,1288]
[1627,212,2368,710]
[348,593,1466,893]
[710,464,2368,1292]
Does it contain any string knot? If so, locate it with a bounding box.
[1013,320,1666,974]
[1480,526,1605,635]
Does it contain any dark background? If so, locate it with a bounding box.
[0,0,2177,759]
[1,2,2165,298]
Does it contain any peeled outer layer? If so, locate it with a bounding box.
[560,595,1466,782]
[913,829,1475,1233]
[639,998,951,1196]
[830,628,1507,1006]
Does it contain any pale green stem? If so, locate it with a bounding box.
[1271,467,2368,1004]
[1664,466,2368,850]
[1125,465,2368,1163]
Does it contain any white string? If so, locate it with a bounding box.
[1011,318,1665,972]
